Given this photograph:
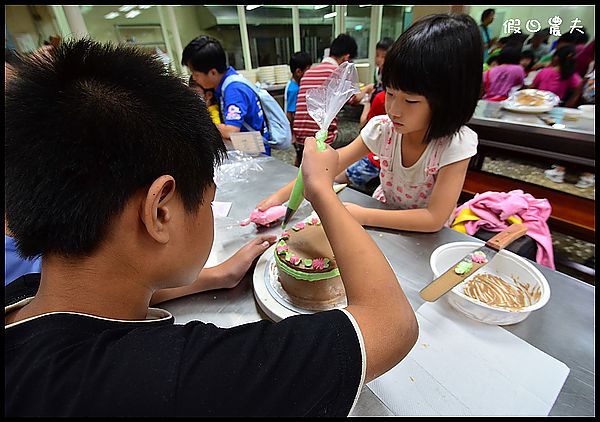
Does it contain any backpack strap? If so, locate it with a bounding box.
[221,74,269,136]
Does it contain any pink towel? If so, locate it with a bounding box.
[454,189,555,269]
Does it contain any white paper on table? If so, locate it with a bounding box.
[211,201,232,218]
[368,300,570,416]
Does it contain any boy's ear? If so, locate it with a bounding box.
[140,175,176,244]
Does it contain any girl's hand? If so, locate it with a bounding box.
[343,202,369,225]
[256,194,284,212]
[301,137,339,203]
[217,234,277,289]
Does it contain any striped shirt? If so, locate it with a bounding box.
[293,57,339,145]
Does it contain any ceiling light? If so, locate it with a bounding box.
[246,5,262,11]
[354,25,363,31]
[323,11,337,19]
[138,5,153,9]
[125,10,141,18]
[118,5,136,12]
[104,12,120,19]
[359,5,370,7]
[314,5,328,10]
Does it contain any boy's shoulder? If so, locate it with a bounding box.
[5,302,364,416]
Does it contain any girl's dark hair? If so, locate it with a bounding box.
[520,50,535,70]
[554,44,577,80]
[5,38,227,258]
[382,13,483,143]
[498,46,522,65]
[5,48,23,67]
[181,35,227,73]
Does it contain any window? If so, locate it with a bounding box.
[299,5,335,64]
[246,6,293,67]
[344,5,371,60]
[381,5,406,42]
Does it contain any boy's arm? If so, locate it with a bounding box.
[255,134,371,211]
[344,158,471,232]
[301,138,418,383]
[150,235,276,305]
[217,123,241,140]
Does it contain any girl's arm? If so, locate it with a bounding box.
[256,134,371,210]
[345,157,471,232]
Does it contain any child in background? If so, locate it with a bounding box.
[258,13,482,233]
[520,50,535,75]
[284,51,312,125]
[189,75,221,125]
[482,46,525,101]
[530,44,583,104]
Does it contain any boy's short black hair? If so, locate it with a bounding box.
[382,13,483,143]
[5,38,227,259]
[181,35,227,74]
[481,9,495,22]
[329,34,358,60]
[289,51,313,74]
[5,48,23,67]
[376,37,394,51]
[497,46,522,65]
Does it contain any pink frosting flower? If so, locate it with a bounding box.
[310,217,319,225]
[312,258,325,270]
[292,222,305,231]
[289,255,301,265]
[276,244,288,254]
[281,231,290,238]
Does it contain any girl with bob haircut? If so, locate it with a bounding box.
[257,13,483,232]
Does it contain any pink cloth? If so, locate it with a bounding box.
[531,67,582,101]
[454,190,555,269]
[482,64,525,100]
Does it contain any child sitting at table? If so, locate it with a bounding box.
[257,13,482,233]
[5,39,417,416]
[529,44,583,105]
[482,46,525,101]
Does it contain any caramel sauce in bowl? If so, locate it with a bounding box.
[430,242,551,325]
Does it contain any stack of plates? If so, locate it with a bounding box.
[275,64,291,84]
[257,66,276,84]
[238,69,258,84]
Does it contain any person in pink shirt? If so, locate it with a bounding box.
[482,46,525,101]
[530,44,582,103]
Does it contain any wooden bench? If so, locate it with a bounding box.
[461,170,595,243]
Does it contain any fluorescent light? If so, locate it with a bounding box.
[125,10,141,18]
[246,5,262,11]
[138,5,153,9]
[354,25,363,31]
[314,5,328,10]
[118,5,136,12]
[323,11,337,19]
[104,12,120,19]
[359,4,370,7]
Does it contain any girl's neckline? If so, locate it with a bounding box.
[397,132,435,170]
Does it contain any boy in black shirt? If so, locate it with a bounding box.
[5,39,418,416]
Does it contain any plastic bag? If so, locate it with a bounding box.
[306,61,360,140]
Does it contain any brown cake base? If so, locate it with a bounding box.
[278,271,346,311]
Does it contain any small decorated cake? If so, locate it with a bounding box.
[274,215,345,310]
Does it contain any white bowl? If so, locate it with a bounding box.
[577,104,595,119]
[430,241,551,325]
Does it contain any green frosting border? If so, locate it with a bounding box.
[274,250,340,282]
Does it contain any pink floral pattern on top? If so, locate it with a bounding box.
[372,116,447,210]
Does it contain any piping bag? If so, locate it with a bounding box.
[282,62,360,228]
